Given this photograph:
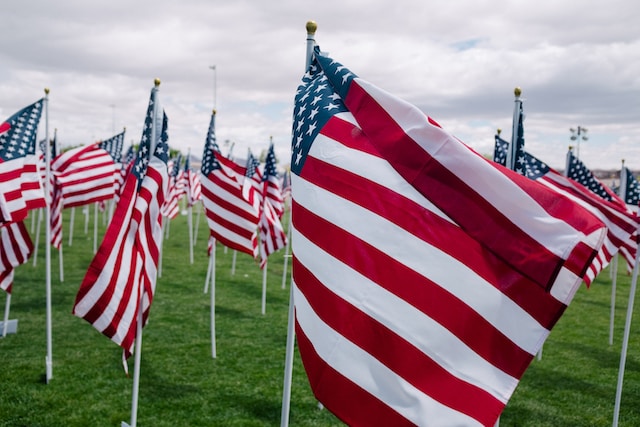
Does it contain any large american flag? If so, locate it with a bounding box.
[73,88,169,357]
[290,47,605,426]
[495,137,638,285]
[0,221,33,294]
[200,111,258,257]
[0,99,46,224]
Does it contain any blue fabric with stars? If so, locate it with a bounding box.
[170,153,182,178]
[263,143,278,182]
[0,99,43,161]
[493,133,549,180]
[622,167,640,206]
[132,89,167,189]
[290,46,353,176]
[201,112,221,175]
[245,150,259,179]
[493,135,508,166]
[566,150,612,201]
[511,102,526,174]
[99,130,125,162]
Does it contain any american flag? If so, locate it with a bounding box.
[182,154,200,207]
[242,150,263,215]
[50,143,117,208]
[161,154,184,219]
[495,141,638,285]
[258,197,287,269]
[290,47,605,426]
[262,142,284,219]
[98,130,125,162]
[0,221,33,294]
[200,111,259,257]
[566,149,622,203]
[0,99,46,224]
[73,87,168,357]
[620,166,640,211]
[114,144,136,203]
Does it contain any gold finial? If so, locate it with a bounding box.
[123,127,126,132]
[306,20,317,35]
[44,88,50,95]
[622,158,625,165]
[568,145,573,150]
[497,128,502,135]
[514,87,521,97]
[212,109,217,115]
[154,78,161,87]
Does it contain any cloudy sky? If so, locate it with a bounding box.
[2,0,638,170]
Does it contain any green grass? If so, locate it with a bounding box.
[1,206,639,426]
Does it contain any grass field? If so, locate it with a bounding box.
[1,205,639,426]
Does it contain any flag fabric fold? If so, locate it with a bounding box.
[73,88,169,357]
[0,99,46,224]
[290,47,606,426]
[0,221,33,294]
[258,142,287,268]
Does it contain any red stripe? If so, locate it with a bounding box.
[343,82,600,288]
[293,199,533,379]
[294,259,503,425]
[301,141,565,328]
[295,321,414,427]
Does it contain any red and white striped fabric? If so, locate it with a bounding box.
[290,49,606,426]
[262,142,285,219]
[241,152,263,216]
[51,143,117,208]
[0,221,33,293]
[186,168,201,207]
[258,198,286,269]
[201,123,259,258]
[161,158,185,219]
[73,94,168,357]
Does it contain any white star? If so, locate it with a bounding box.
[306,122,317,136]
[295,151,302,165]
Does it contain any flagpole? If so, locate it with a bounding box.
[261,261,268,315]
[44,87,53,383]
[506,87,522,171]
[2,294,11,337]
[193,200,201,246]
[612,243,640,426]
[32,208,42,266]
[210,243,217,358]
[93,202,98,254]
[187,149,194,264]
[58,246,64,282]
[610,255,618,345]
[282,208,292,289]
[231,250,237,275]
[280,19,316,427]
[83,205,89,234]
[125,300,144,427]
[68,207,75,246]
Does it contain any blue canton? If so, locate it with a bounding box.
[290,46,352,175]
[566,150,611,201]
[201,112,221,175]
[512,103,526,175]
[99,130,125,162]
[522,152,550,180]
[155,112,169,164]
[263,143,278,181]
[622,167,640,206]
[493,135,508,166]
[0,99,43,161]
[245,151,260,179]
[133,88,163,186]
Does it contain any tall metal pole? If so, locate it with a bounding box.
[570,126,588,159]
[209,65,217,110]
[506,87,522,171]
[44,87,53,383]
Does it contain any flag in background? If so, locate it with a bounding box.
[494,141,638,285]
[620,166,640,211]
[566,149,624,205]
[0,221,33,294]
[242,150,263,215]
[200,111,259,258]
[115,144,136,203]
[161,154,183,219]
[0,99,46,224]
[183,154,200,207]
[262,142,284,219]
[73,87,169,357]
[290,46,605,426]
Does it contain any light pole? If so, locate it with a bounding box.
[209,65,217,109]
[570,126,588,159]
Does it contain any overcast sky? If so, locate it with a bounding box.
[2,0,638,170]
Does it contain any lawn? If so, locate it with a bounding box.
[0,205,639,426]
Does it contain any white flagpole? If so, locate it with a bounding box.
[44,87,53,383]
[124,300,144,427]
[610,255,619,345]
[280,20,316,427]
[210,243,217,358]
[32,207,43,267]
[612,244,640,426]
[83,205,89,234]
[2,294,11,337]
[193,200,201,246]
[506,87,522,171]
[93,202,98,254]
[231,250,237,275]
[261,261,268,315]
[158,217,165,278]
[58,247,64,282]
[282,208,292,289]
[204,251,213,294]
[68,207,75,246]
[30,207,38,232]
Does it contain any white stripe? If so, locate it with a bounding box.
[293,226,517,402]
[293,283,483,427]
